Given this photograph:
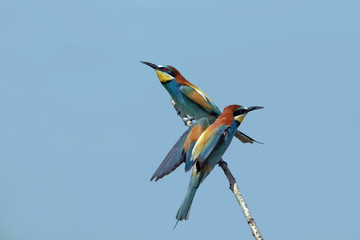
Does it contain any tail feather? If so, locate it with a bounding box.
[174,172,202,228]
[235,130,263,144]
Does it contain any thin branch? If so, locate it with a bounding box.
[170,98,264,240]
[218,161,264,240]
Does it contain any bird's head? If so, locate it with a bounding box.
[141,61,179,83]
[226,105,264,124]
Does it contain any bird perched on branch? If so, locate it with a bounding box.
[141,61,262,181]
[174,104,263,228]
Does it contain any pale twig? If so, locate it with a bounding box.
[170,98,264,240]
[218,160,264,240]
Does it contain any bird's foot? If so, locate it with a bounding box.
[182,116,194,127]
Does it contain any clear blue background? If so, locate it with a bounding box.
[1,0,359,239]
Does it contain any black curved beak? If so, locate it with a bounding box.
[141,61,159,70]
[246,106,264,112]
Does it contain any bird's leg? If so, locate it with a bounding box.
[182,116,194,127]
[187,116,195,122]
[170,99,194,127]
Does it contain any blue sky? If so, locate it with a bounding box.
[1,0,359,239]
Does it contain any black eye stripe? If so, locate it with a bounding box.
[234,109,245,115]
[161,67,175,77]
[161,67,169,73]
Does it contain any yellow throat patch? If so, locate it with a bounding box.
[235,114,246,123]
[155,70,173,83]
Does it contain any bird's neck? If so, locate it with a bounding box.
[174,74,191,86]
[213,111,234,127]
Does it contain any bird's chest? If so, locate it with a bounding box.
[206,139,230,168]
[163,83,208,118]
[205,126,238,169]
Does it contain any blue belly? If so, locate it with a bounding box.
[162,81,217,123]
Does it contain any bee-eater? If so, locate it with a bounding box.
[141,61,261,181]
[174,104,263,227]
[141,61,260,144]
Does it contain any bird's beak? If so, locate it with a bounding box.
[141,61,159,70]
[142,61,174,83]
[235,106,263,124]
[246,106,264,113]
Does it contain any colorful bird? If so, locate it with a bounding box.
[141,61,260,143]
[174,104,263,228]
[141,61,262,181]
